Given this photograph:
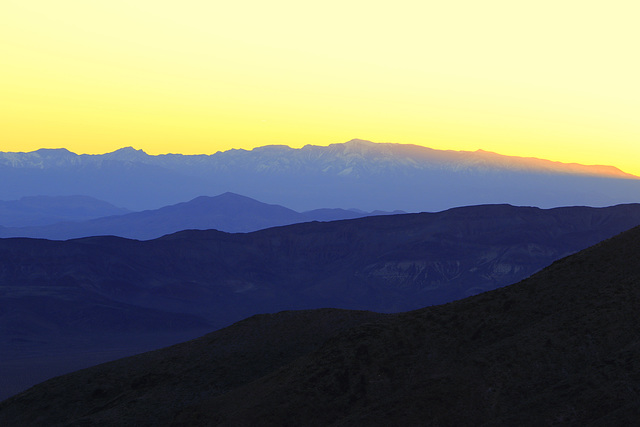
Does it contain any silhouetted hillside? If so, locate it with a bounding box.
[2,223,640,425]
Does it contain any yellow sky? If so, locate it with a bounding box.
[1,1,639,175]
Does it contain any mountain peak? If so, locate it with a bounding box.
[249,145,294,153]
[30,148,77,160]
[190,192,256,204]
[110,146,147,155]
[216,191,250,199]
[344,139,376,145]
[32,147,75,155]
[103,147,149,162]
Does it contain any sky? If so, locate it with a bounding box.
[1,1,639,175]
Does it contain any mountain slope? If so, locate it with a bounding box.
[2,223,640,425]
[1,140,638,211]
[190,223,640,426]
[2,203,640,400]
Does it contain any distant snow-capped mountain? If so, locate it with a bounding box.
[2,139,632,177]
[1,139,638,211]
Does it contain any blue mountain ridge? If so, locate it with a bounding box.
[0,192,403,240]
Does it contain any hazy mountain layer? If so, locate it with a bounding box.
[0,192,402,240]
[2,222,640,425]
[1,140,638,211]
[2,203,640,400]
[0,195,129,227]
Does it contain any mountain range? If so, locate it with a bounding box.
[0,192,403,240]
[2,139,638,211]
[2,218,640,425]
[2,203,640,400]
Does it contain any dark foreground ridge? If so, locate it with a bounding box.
[2,224,640,425]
